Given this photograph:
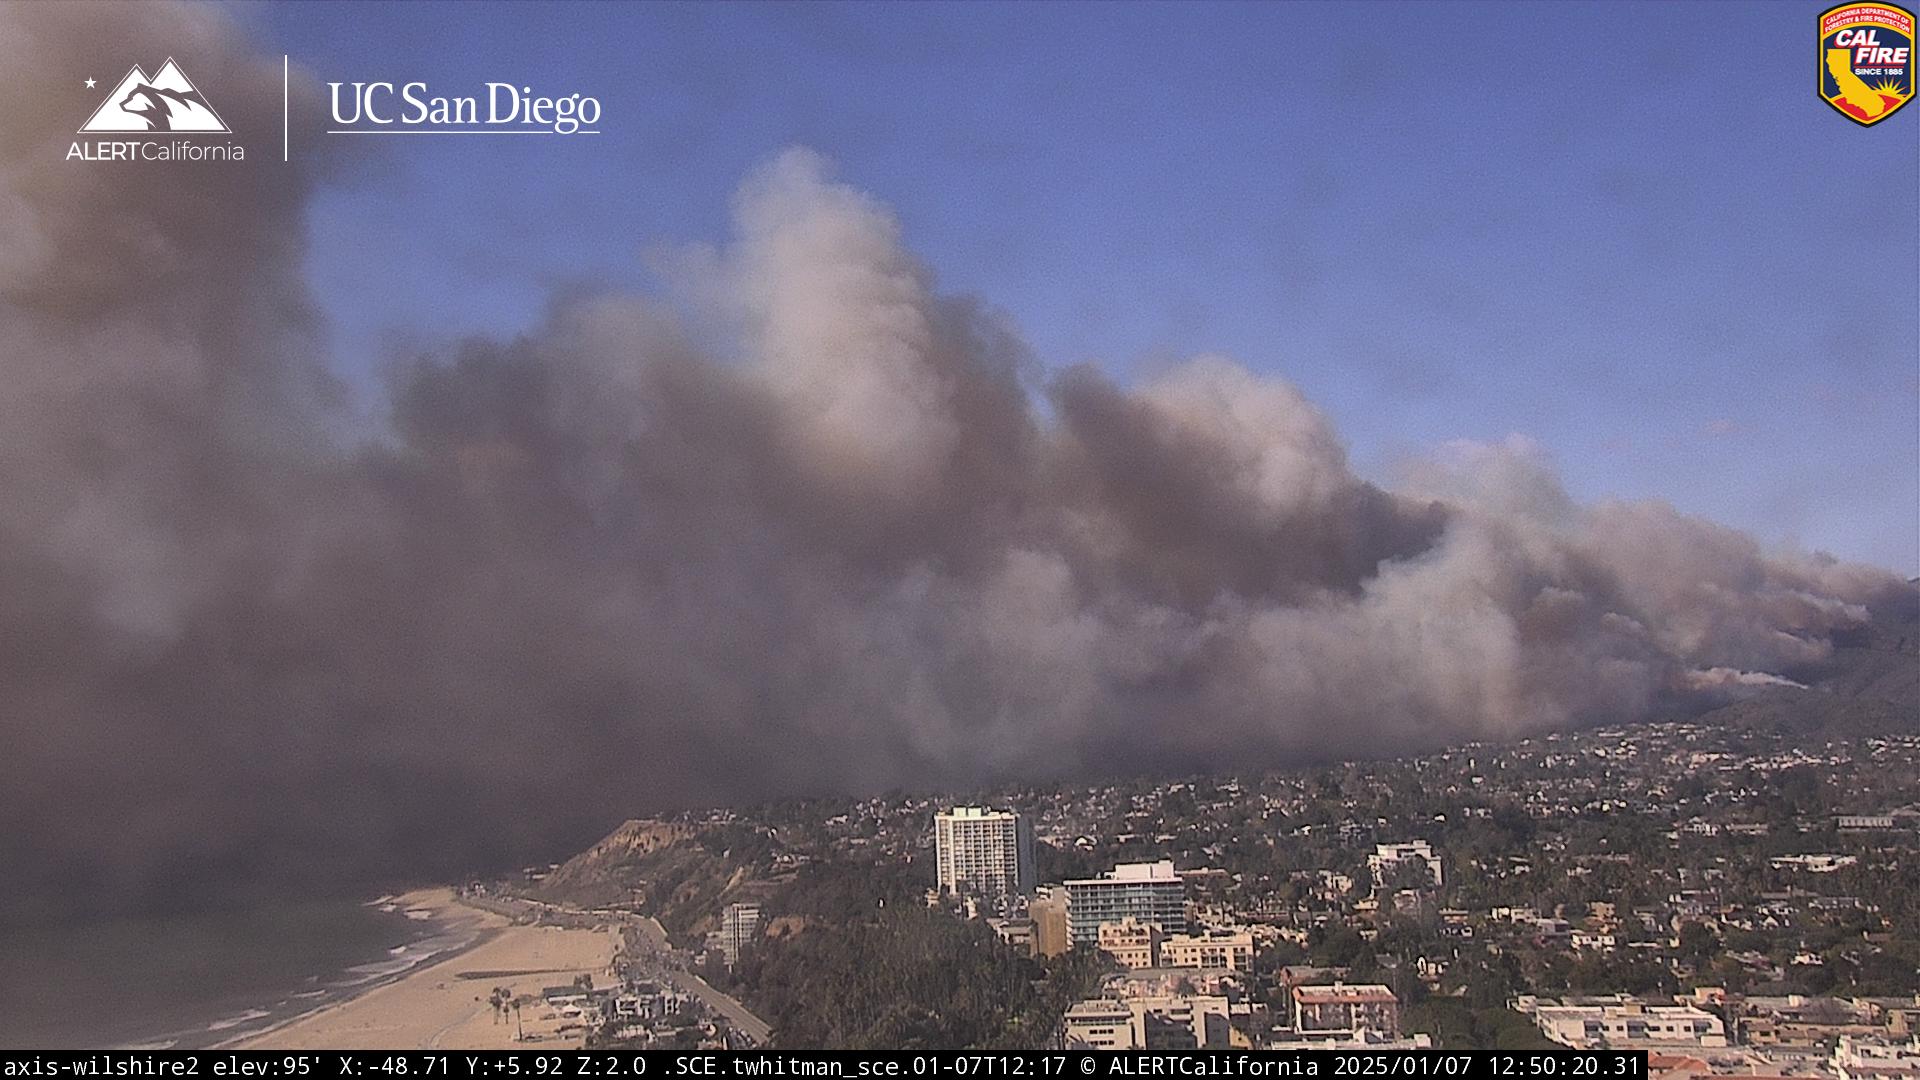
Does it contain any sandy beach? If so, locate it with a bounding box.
[234,889,621,1051]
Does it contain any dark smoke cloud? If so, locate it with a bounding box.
[0,3,1905,919]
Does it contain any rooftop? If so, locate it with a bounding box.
[1068,860,1180,885]
[940,806,1017,820]
[1293,983,1397,1005]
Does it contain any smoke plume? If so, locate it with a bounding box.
[0,3,1905,919]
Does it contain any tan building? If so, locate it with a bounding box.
[1098,917,1164,969]
[1293,983,1401,1038]
[1096,917,1255,972]
[1161,928,1255,971]
[1106,968,1241,1000]
[1029,888,1070,958]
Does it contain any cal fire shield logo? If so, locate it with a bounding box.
[79,58,230,133]
[1818,3,1914,125]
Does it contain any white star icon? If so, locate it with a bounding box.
[84,77,96,89]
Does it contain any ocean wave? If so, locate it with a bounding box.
[206,1008,271,1032]
[337,955,422,985]
[334,933,471,987]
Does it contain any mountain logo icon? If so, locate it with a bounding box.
[79,58,231,133]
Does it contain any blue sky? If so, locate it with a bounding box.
[242,1,1918,573]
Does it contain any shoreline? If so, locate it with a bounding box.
[229,891,621,1051]
[51,888,482,1053]
[203,887,504,1051]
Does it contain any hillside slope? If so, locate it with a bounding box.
[1701,582,1919,736]
[535,818,772,938]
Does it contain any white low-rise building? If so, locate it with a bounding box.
[1063,998,1137,1049]
[1523,998,1727,1049]
[1062,995,1234,1049]
[1269,1033,1433,1050]
[1831,1035,1920,1080]
[1369,840,1443,888]
[1770,853,1859,873]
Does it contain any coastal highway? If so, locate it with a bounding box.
[626,913,774,1045]
[464,892,774,1045]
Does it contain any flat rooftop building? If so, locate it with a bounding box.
[1063,998,1136,1050]
[1065,860,1187,945]
[934,806,1035,910]
[1063,995,1233,1050]
[1293,983,1401,1038]
[1368,840,1442,888]
[1161,927,1255,972]
[1523,999,1728,1049]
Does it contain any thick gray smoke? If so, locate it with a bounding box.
[0,3,1905,919]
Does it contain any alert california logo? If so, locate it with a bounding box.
[69,57,245,162]
[1818,2,1915,125]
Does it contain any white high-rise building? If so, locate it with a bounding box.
[708,901,761,966]
[934,806,1035,908]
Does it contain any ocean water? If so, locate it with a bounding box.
[0,895,470,1050]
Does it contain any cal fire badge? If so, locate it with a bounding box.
[1819,3,1914,125]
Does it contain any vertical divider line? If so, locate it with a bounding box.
[282,54,289,163]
